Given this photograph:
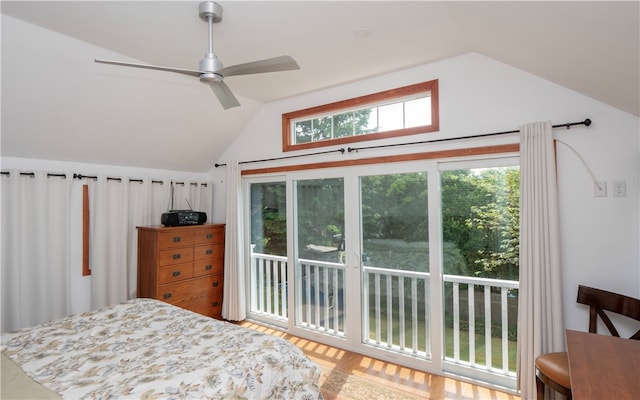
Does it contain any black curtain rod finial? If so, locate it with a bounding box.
[584,118,592,127]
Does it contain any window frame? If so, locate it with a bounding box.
[282,79,439,152]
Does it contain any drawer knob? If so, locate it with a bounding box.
[206,233,213,239]
[173,254,181,260]
[212,301,219,307]
[205,265,212,271]
[206,249,213,255]
[163,293,172,299]
[172,271,181,277]
[212,281,220,287]
[172,237,181,242]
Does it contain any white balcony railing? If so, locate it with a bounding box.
[249,250,288,320]
[296,258,346,336]
[443,274,519,376]
[249,250,519,377]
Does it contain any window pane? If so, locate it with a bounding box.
[250,182,287,256]
[249,181,288,320]
[405,97,431,128]
[355,107,378,135]
[361,173,429,270]
[441,167,519,280]
[313,116,333,141]
[295,120,312,144]
[333,112,354,138]
[378,103,404,131]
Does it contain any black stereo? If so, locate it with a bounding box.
[161,210,207,227]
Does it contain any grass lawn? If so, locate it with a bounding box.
[443,326,517,371]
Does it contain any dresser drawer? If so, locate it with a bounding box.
[157,263,194,285]
[158,230,196,249]
[159,247,194,266]
[181,293,223,318]
[194,243,224,261]
[195,226,224,245]
[157,274,222,304]
[193,259,222,277]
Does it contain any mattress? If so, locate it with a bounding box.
[1,298,322,399]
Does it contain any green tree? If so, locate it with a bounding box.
[250,182,287,256]
[295,109,373,143]
[441,167,519,279]
[468,168,519,279]
[296,178,344,258]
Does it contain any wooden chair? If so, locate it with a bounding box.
[534,284,640,400]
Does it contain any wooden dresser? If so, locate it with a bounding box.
[137,224,225,319]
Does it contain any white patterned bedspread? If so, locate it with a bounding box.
[1,299,322,399]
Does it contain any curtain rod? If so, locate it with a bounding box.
[0,171,206,187]
[214,147,345,168]
[214,118,591,167]
[0,172,67,178]
[72,174,206,186]
[347,118,591,153]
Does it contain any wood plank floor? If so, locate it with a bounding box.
[236,320,519,400]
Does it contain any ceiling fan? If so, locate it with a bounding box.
[95,1,300,109]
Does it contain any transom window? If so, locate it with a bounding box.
[282,79,439,152]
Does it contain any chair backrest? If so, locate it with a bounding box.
[576,284,640,340]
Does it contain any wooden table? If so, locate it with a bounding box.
[566,329,640,400]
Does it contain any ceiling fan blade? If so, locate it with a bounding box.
[210,81,241,109]
[217,55,300,78]
[95,59,202,78]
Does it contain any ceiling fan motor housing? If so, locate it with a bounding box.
[199,53,223,83]
[199,1,222,23]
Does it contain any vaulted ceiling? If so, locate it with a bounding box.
[2,1,638,172]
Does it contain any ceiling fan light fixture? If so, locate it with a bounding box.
[200,73,223,85]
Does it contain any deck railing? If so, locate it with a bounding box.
[296,258,346,335]
[249,250,518,377]
[443,274,519,375]
[249,250,288,320]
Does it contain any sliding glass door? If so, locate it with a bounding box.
[244,156,520,389]
[360,172,431,358]
[247,179,288,326]
[293,178,346,336]
[439,159,520,387]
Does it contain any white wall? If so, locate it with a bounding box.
[1,157,216,314]
[214,53,640,334]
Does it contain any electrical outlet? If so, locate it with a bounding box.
[613,180,626,197]
[594,181,607,197]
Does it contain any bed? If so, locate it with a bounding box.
[1,298,322,399]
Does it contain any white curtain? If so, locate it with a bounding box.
[125,179,171,298]
[171,181,213,220]
[88,176,130,309]
[1,171,73,332]
[1,172,202,329]
[222,161,246,320]
[87,177,172,307]
[517,121,565,399]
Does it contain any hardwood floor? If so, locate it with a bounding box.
[236,320,519,400]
